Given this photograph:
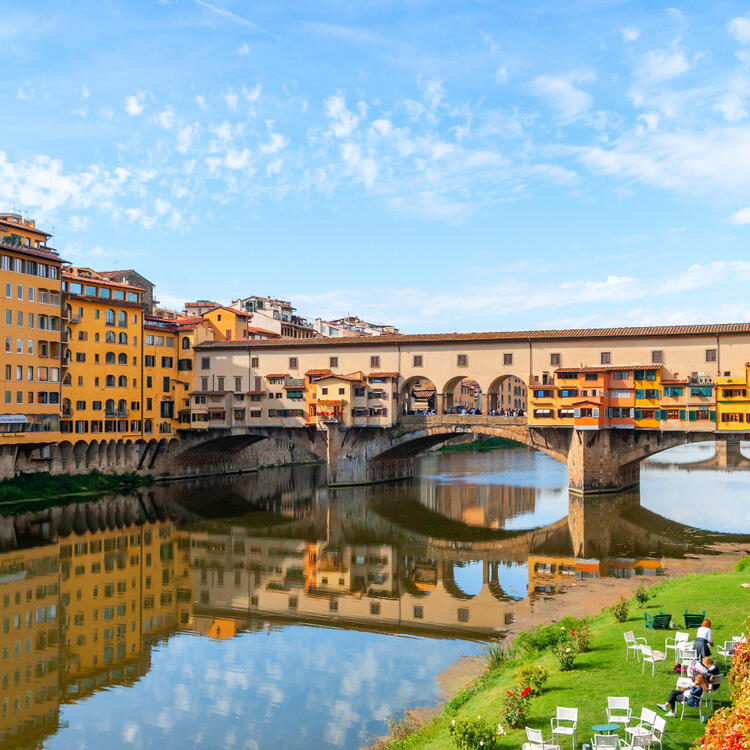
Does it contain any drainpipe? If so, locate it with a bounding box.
[716,333,720,377]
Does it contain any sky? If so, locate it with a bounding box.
[4,1,750,333]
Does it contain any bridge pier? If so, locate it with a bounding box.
[567,430,641,494]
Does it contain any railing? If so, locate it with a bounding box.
[399,414,527,427]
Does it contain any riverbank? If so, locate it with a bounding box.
[437,437,525,454]
[380,559,750,749]
[0,470,153,512]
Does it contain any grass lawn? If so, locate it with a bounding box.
[402,568,750,749]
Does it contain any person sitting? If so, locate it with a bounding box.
[658,673,708,717]
[689,656,720,679]
[695,619,713,659]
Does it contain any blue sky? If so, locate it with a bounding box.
[4,1,750,333]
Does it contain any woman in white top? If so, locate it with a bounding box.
[695,619,713,659]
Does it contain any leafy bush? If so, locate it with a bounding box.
[516,662,548,696]
[448,716,499,749]
[485,641,509,673]
[634,583,651,608]
[735,555,750,573]
[729,638,750,698]
[571,620,592,653]
[554,639,577,671]
[499,688,533,730]
[611,597,630,623]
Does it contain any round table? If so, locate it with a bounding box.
[591,724,620,735]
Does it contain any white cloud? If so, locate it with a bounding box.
[156,107,176,130]
[495,67,509,84]
[176,124,197,154]
[224,91,238,111]
[154,198,171,215]
[728,16,750,45]
[69,215,89,231]
[16,86,33,101]
[529,73,593,123]
[621,27,640,43]
[244,83,262,103]
[195,95,207,110]
[729,206,750,224]
[237,42,250,55]
[125,93,145,116]
[81,86,90,100]
[224,148,252,170]
[341,142,377,188]
[324,93,359,137]
[260,133,288,154]
[716,78,749,122]
[634,49,690,83]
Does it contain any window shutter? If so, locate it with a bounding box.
[635,389,644,400]
[634,409,641,420]
[688,410,697,422]
[679,409,686,420]
[709,410,716,422]
[574,408,581,418]
[593,408,599,418]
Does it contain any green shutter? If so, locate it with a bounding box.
[679,409,686,420]
[688,410,697,422]
[709,410,716,422]
[635,389,644,400]
[634,409,642,420]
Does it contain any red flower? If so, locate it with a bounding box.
[521,687,532,698]
[571,629,575,635]
[506,690,514,695]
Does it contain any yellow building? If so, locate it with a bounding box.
[715,363,750,429]
[142,316,182,437]
[0,213,64,444]
[61,268,145,439]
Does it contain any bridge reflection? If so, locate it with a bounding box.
[0,467,747,748]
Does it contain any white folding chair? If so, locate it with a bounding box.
[678,646,697,664]
[624,631,646,661]
[664,631,689,663]
[679,690,707,722]
[620,734,652,749]
[650,715,666,750]
[708,674,723,711]
[550,707,578,750]
[606,696,632,725]
[641,646,666,676]
[523,726,561,750]
[626,708,656,743]
[591,735,620,749]
[717,640,734,668]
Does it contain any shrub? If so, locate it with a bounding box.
[448,716,499,750]
[554,641,577,671]
[611,597,630,623]
[729,640,750,698]
[516,662,548,696]
[735,555,750,573]
[634,583,651,608]
[571,621,592,653]
[499,688,532,730]
[485,641,509,673]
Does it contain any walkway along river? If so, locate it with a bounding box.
[0,442,748,749]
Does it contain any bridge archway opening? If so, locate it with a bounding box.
[451,561,484,597]
[487,374,528,415]
[400,376,438,415]
[442,376,482,414]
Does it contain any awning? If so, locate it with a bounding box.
[0,415,29,424]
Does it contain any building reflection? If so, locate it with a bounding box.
[0,470,747,748]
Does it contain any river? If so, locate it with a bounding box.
[1,442,749,749]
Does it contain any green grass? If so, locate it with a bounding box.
[437,437,525,454]
[395,569,750,749]
[0,470,152,512]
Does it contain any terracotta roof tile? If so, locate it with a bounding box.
[195,322,750,350]
[265,373,289,378]
[369,371,398,378]
[556,364,661,373]
[305,368,332,377]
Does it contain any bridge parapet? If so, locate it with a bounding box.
[398,415,527,429]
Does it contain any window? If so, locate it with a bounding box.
[413,605,423,619]
[457,608,469,623]
[370,356,380,368]
[329,356,338,368]
[234,376,242,391]
[251,357,259,368]
[550,353,560,366]
[289,357,298,369]
[413,355,423,367]
[161,357,173,368]
[201,357,209,370]
[105,309,115,326]
[652,350,663,364]
[706,349,717,362]
[600,351,611,365]
[457,354,468,367]
[182,337,190,349]
[503,353,512,366]
[370,602,380,615]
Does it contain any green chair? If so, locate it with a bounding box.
[684,609,706,629]
[644,611,672,629]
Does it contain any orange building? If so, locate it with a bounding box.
[0,213,64,444]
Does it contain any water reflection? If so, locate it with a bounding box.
[0,445,748,748]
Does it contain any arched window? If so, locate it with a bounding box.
[105,399,115,414]
[118,353,127,365]
[182,337,191,350]
[118,311,127,328]
[118,375,127,387]
[118,332,128,345]
[117,399,127,414]
[62,398,71,414]
[65,304,72,318]
[105,331,115,343]
[105,375,115,387]
[64,326,72,341]
[63,373,71,385]
[105,352,115,365]
[105,309,115,326]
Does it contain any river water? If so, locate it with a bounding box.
[1,442,749,750]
